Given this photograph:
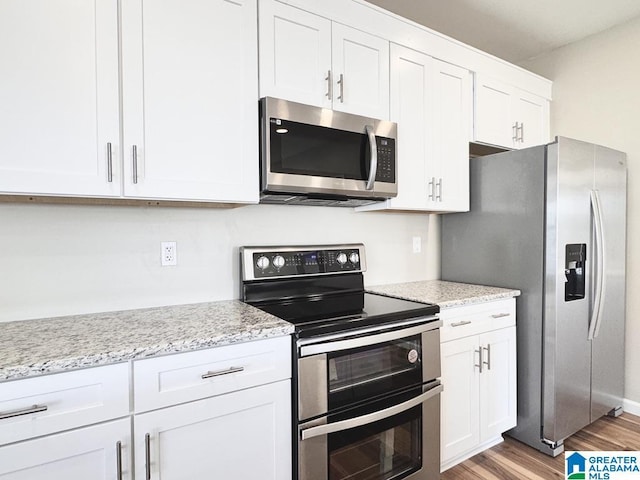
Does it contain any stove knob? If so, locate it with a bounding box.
[349,252,360,264]
[337,253,348,265]
[273,255,285,269]
[256,256,270,270]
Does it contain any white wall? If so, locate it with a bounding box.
[521,17,640,403]
[0,202,439,322]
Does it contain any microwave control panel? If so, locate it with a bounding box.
[375,137,396,183]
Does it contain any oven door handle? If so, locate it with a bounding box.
[365,125,377,190]
[300,384,443,441]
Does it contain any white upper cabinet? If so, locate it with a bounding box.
[121,0,259,202]
[259,1,332,108]
[259,0,389,119]
[0,0,120,197]
[359,45,470,213]
[331,23,389,118]
[474,74,549,149]
[430,59,471,212]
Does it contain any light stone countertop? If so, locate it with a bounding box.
[0,300,293,382]
[367,280,520,309]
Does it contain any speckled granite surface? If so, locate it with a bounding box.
[0,301,293,382]
[367,280,520,309]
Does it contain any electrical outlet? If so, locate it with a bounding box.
[161,241,177,266]
[412,236,422,254]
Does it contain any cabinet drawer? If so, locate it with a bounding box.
[0,363,130,446]
[440,299,516,343]
[133,336,291,413]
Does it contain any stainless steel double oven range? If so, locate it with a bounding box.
[241,244,442,480]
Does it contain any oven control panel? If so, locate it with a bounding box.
[241,244,366,280]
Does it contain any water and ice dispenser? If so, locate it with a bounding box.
[565,244,586,301]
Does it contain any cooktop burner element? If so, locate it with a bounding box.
[240,244,439,337]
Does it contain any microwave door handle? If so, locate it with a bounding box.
[300,384,443,441]
[365,125,377,190]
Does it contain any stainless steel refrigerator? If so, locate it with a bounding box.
[441,136,627,456]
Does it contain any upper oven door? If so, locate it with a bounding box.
[298,319,441,422]
[260,97,397,198]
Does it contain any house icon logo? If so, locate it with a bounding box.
[566,452,586,479]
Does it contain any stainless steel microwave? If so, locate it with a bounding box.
[259,97,398,207]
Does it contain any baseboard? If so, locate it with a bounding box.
[440,436,504,472]
[623,398,640,416]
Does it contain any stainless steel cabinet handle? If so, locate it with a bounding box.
[301,384,443,440]
[490,313,510,319]
[518,122,524,143]
[337,73,344,103]
[107,142,113,183]
[364,125,377,190]
[325,70,333,100]
[428,177,435,200]
[451,320,471,327]
[483,344,491,370]
[436,178,443,201]
[132,145,139,184]
[0,404,48,420]
[116,441,123,480]
[512,122,519,142]
[201,366,245,379]
[475,348,483,373]
[145,433,151,480]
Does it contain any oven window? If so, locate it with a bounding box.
[328,335,422,410]
[328,405,422,480]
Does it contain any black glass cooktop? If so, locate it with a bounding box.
[249,290,439,338]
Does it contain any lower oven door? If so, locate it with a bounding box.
[298,381,442,480]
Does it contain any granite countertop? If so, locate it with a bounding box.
[367,280,520,309]
[0,300,293,382]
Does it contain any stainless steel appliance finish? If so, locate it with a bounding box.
[259,97,398,206]
[441,136,626,456]
[241,244,441,480]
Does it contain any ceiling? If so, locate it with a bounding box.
[365,0,640,63]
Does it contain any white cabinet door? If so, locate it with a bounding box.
[474,75,514,149]
[259,1,332,108]
[430,60,471,212]
[0,419,130,480]
[331,23,389,119]
[440,335,480,462]
[515,91,549,149]
[0,0,120,197]
[479,326,517,441]
[134,380,291,480]
[474,73,549,149]
[122,0,258,202]
[384,44,432,210]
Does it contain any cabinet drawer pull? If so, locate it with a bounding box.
[474,348,483,373]
[107,142,113,183]
[325,70,333,100]
[450,320,472,327]
[116,441,123,480]
[0,404,48,420]
[436,178,443,201]
[491,313,511,319]
[201,366,245,379]
[337,73,344,103]
[145,433,151,480]
[483,344,491,370]
[132,145,139,184]
[512,122,519,142]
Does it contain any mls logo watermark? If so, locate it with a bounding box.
[566,451,640,479]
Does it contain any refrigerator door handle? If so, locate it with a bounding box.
[588,190,607,340]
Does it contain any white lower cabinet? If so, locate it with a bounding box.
[0,418,131,480]
[134,380,291,480]
[440,300,517,471]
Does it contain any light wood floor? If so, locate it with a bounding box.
[440,412,640,479]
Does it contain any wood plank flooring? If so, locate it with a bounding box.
[440,413,640,479]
